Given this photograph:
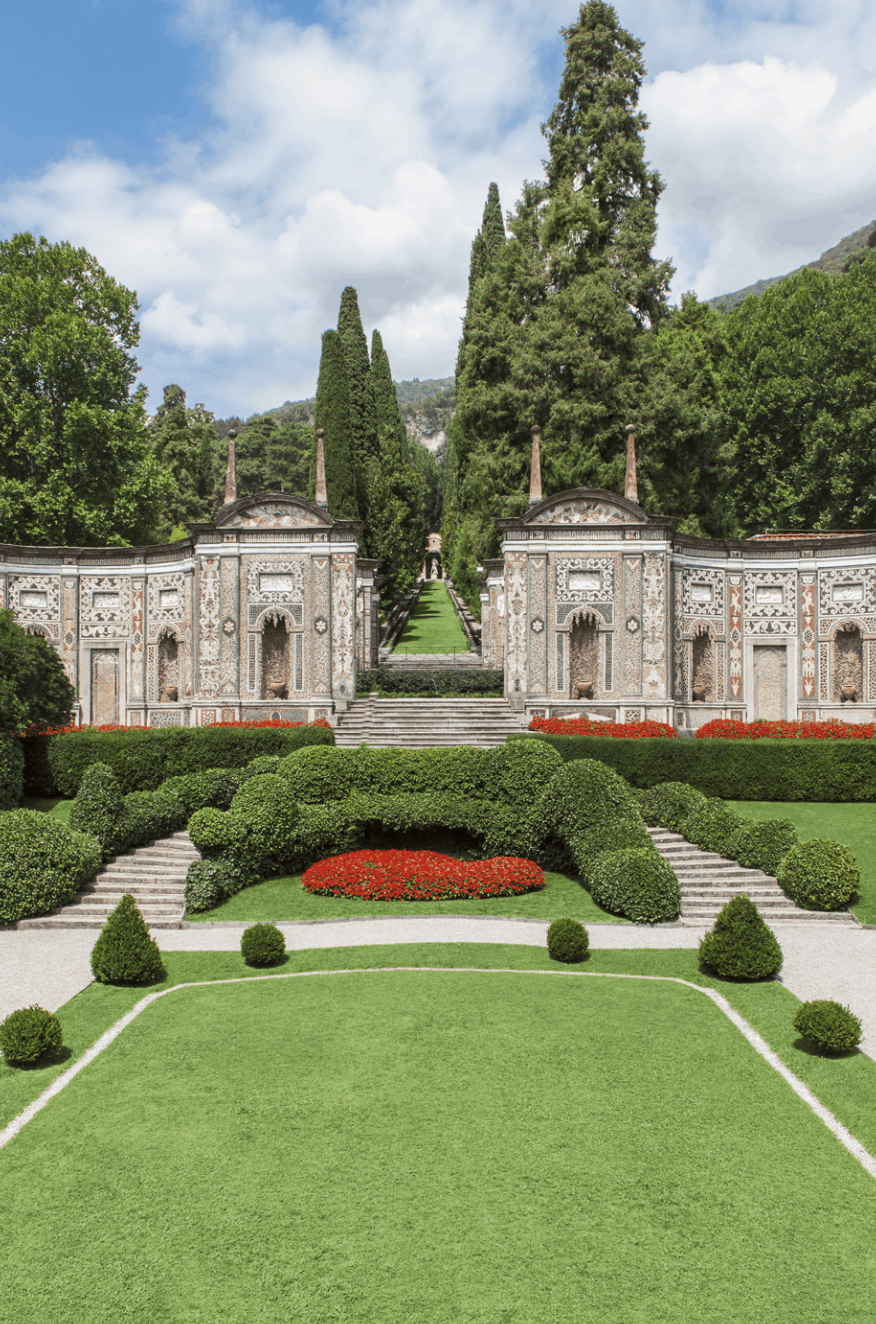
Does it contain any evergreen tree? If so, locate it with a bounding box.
[363,430,426,602]
[338,284,378,503]
[313,330,359,519]
[148,385,220,537]
[370,329,408,457]
[90,893,166,984]
[455,182,507,405]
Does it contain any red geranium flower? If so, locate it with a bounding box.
[302,849,545,902]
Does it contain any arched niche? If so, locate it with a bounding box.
[691,623,714,701]
[568,609,601,699]
[833,621,863,702]
[157,628,180,702]
[261,610,291,700]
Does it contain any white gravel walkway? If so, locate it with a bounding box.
[2,918,875,1059]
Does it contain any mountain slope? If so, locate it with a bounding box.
[708,219,876,312]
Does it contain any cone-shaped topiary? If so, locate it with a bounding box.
[0,1005,63,1065]
[547,917,589,964]
[793,1000,862,1053]
[241,922,286,967]
[90,893,166,984]
[699,894,782,979]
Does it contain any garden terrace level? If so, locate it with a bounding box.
[482,477,876,731]
[0,490,379,730]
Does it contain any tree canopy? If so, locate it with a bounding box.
[0,610,75,734]
[313,329,359,519]
[0,232,171,546]
[148,385,220,539]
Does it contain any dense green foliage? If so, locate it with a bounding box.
[0,232,171,546]
[793,1000,863,1054]
[70,762,127,860]
[640,780,708,833]
[0,1005,63,1065]
[510,732,876,801]
[588,847,681,923]
[90,893,166,984]
[0,609,75,737]
[698,894,783,980]
[240,922,286,968]
[313,328,359,519]
[42,720,333,797]
[0,809,101,924]
[338,286,377,523]
[546,916,589,963]
[147,385,221,537]
[357,668,504,696]
[684,799,746,859]
[730,819,798,875]
[0,733,24,811]
[777,840,860,911]
[364,424,426,600]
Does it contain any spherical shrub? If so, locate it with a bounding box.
[588,847,681,923]
[487,740,563,809]
[640,781,708,833]
[684,799,745,858]
[793,1000,862,1053]
[777,840,859,911]
[90,894,166,985]
[0,1005,63,1065]
[70,762,127,860]
[698,893,783,979]
[0,810,101,925]
[241,922,286,967]
[730,819,798,875]
[278,745,355,802]
[547,917,589,964]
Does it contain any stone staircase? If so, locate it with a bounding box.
[17,831,198,930]
[377,651,484,670]
[647,827,859,926]
[334,698,527,748]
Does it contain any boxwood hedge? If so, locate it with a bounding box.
[0,734,24,810]
[0,811,101,925]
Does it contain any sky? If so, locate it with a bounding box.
[2,0,876,419]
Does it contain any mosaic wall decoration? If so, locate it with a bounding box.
[505,552,528,693]
[641,554,666,700]
[130,579,145,702]
[536,499,640,526]
[245,557,305,604]
[819,642,830,702]
[556,558,614,603]
[625,709,642,723]
[79,576,131,638]
[623,556,643,694]
[681,567,725,619]
[149,710,184,727]
[869,642,876,702]
[331,553,355,698]
[528,556,547,693]
[9,574,60,624]
[728,575,743,699]
[198,557,220,698]
[61,577,78,688]
[146,573,187,641]
[691,626,715,699]
[800,574,816,700]
[219,558,238,695]
[818,567,876,620]
[744,570,797,620]
[311,558,331,693]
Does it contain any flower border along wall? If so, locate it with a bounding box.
[302,850,544,902]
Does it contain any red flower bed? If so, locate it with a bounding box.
[21,718,330,738]
[529,716,677,739]
[302,849,545,902]
[695,718,875,740]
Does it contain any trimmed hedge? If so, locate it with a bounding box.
[0,734,24,810]
[70,763,188,862]
[640,781,708,834]
[0,811,101,925]
[35,722,334,797]
[358,668,504,696]
[588,848,681,924]
[684,799,746,859]
[509,732,876,802]
[730,819,798,875]
[777,840,860,911]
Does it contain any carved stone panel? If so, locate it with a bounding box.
[219,558,239,695]
[819,568,876,621]
[556,558,614,603]
[9,574,60,626]
[623,556,643,695]
[79,577,130,638]
[642,554,666,700]
[505,552,528,694]
[223,501,325,529]
[198,557,220,698]
[331,553,355,698]
[800,573,816,700]
[682,567,724,618]
[753,645,787,720]
[91,649,120,725]
[528,556,547,694]
[537,498,640,525]
[728,576,743,699]
[61,577,78,689]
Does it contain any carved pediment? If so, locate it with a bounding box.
[215,494,331,530]
[524,489,646,527]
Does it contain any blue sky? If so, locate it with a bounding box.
[2,1,876,418]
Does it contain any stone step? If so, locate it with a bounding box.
[99,864,197,879]
[17,914,185,930]
[75,883,186,901]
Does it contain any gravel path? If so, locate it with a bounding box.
[2,918,875,1059]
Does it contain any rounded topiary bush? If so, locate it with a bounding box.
[184,856,259,913]
[0,811,101,925]
[278,745,355,803]
[545,760,651,878]
[546,917,589,964]
[793,1000,862,1053]
[70,761,127,860]
[188,806,250,858]
[241,922,286,967]
[90,894,166,984]
[640,781,708,833]
[230,774,300,873]
[0,1005,63,1065]
[684,799,745,859]
[698,894,783,979]
[777,840,859,911]
[487,740,563,808]
[588,847,681,923]
[730,819,798,875]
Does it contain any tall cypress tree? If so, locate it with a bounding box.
[313,329,359,519]
[455,183,507,396]
[370,329,408,456]
[337,287,378,465]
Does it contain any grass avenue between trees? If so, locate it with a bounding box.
[1,945,875,1324]
[393,581,470,655]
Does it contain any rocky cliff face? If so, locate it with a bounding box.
[403,405,454,457]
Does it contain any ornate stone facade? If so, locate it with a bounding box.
[1,491,375,727]
[486,486,876,726]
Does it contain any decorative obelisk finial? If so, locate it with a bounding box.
[315,428,329,508]
[529,425,543,506]
[624,423,638,503]
[224,429,238,505]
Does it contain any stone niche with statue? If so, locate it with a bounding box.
[0,432,379,729]
[479,424,876,729]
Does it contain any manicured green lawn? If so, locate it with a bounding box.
[19,796,72,826]
[393,580,469,654]
[2,945,875,1324]
[731,801,876,925]
[185,865,627,923]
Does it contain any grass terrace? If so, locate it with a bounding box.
[393,580,469,655]
[2,944,875,1324]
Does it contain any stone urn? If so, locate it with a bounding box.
[267,682,288,700]
[160,686,178,703]
[691,687,707,703]
[840,686,858,703]
[574,681,594,700]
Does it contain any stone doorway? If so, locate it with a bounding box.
[262,615,291,700]
[569,612,599,699]
[753,644,786,720]
[91,649,119,725]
